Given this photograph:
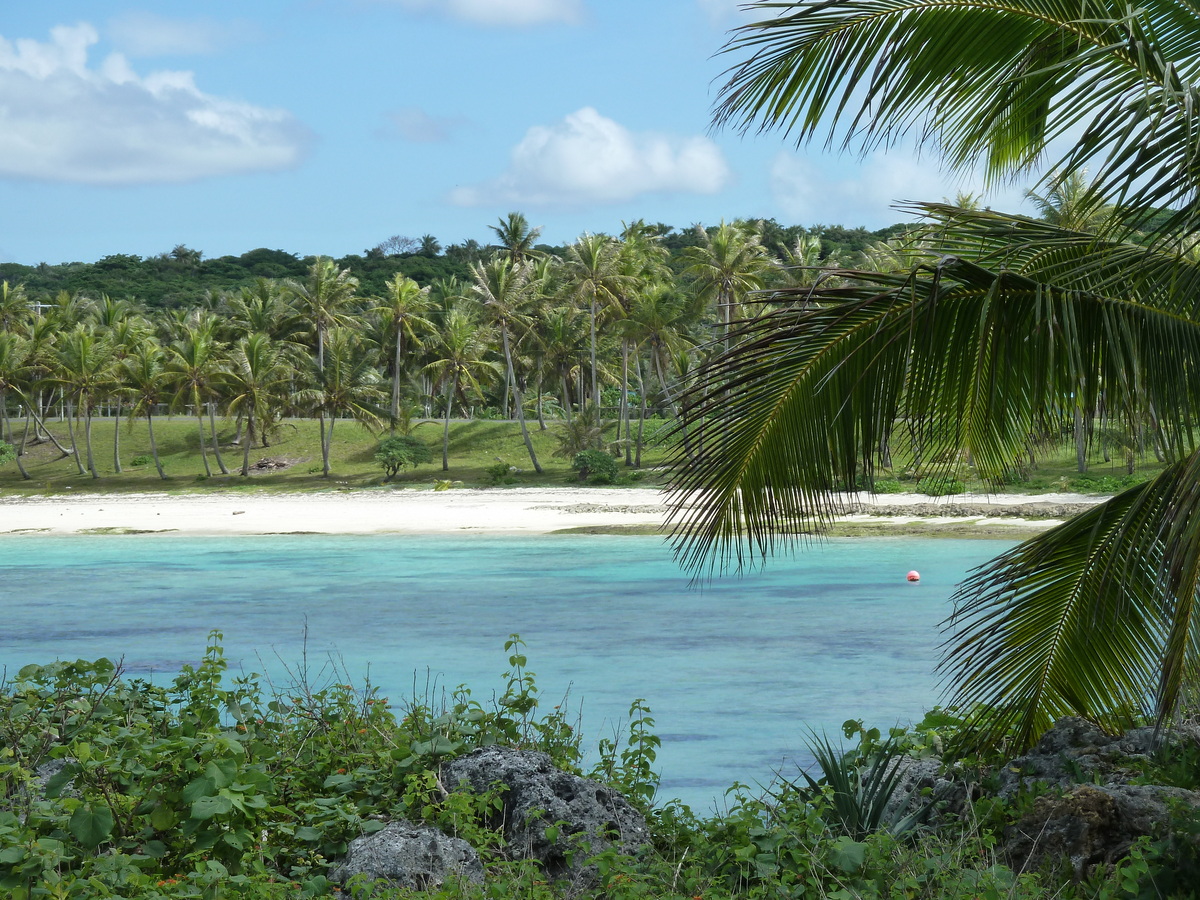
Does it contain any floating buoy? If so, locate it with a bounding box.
[906,570,921,582]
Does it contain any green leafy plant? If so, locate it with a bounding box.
[571,449,617,485]
[374,434,433,480]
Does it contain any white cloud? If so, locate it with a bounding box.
[451,107,730,207]
[107,12,250,57]
[0,24,311,185]
[769,151,1031,226]
[378,107,468,143]
[393,0,583,27]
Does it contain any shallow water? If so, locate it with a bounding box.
[0,533,1014,811]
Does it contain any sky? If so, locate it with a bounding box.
[0,1,1035,266]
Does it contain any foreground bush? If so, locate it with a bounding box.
[0,634,1186,899]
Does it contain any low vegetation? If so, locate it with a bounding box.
[3,635,1197,899]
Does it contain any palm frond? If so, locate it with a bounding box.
[942,450,1200,751]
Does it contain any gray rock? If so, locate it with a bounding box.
[442,746,649,883]
[883,756,968,825]
[995,717,1200,798]
[329,821,483,892]
[1003,783,1200,876]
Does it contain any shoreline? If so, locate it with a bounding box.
[0,488,1108,537]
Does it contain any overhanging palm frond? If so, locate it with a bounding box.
[942,450,1200,752]
[715,0,1200,231]
[666,255,1200,575]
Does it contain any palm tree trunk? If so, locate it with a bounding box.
[35,390,70,455]
[589,299,599,414]
[241,405,254,477]
[560,373,573,423]
[65,401,85,475]
[322,415,335,476]
[3,398,29,479]
[147,412,166,480]
[536,370,546,431]
[502,326,543,474]
[1074,404,1087,472]
[83,406,99,479]
[209,402,230,474]
[112,397,123,473]
[442,371,458,471]
[621,340,631,466]
[195,410,212,477]
[392,329,404,427]
[636,355,648,468]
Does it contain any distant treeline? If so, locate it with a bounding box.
[0,219,909,308]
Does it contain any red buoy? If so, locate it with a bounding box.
[906,570,921,582]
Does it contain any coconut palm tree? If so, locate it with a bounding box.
[0,332,33,479]
[121,338,170,480]
[669,0,1200,752]
[489,212,542,264]
[224,333,292,477]
[286,257,361,461]
[53,325,117,479]
[296,329,386,477]
[565,233,633,421]
[166,321,228,478]
[370,273,434,428]
[0,281,30,333]
[424,308,500,471]
[684,221,774,349]
[472,256,544,474]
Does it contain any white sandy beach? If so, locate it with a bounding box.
[0,488,1106,536]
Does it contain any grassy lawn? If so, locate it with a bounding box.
[0,415,674,494]
[0,413,1164,496]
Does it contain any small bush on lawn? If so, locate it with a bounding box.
[376,435,433,480]
[572,449,618,484]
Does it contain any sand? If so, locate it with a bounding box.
[0,488,1107,537]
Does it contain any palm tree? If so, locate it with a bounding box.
[370,274,434,427]
[296,329,385,477]
[565,233,633,420]
[53,325,117,479]
[489,212,542,264]
[0,332,33,479]
[0,281,30,333]
[286,257,361,461]
[424,308,500,471]
[166,321,228,477]
[670,0,1200,752]
[683,221,773,349]
[472,256,543,474]
[224,333,292,476]
[121,338,170,480]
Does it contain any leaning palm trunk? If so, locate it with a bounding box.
[208,402,229,475]
[64,402,85,475]
[2,397,30,479]
[146,411,166,480]
[34,390,71,455]
[195,407,212,478]
[83,404,98,479]
[501,327,543,474]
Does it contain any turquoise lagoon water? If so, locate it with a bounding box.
[0,533,1014,811]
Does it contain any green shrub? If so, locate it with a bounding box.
[485,461,517,485]
[375,434,433,480]
[129,454,153,467]
[0,441,13,467]
[920,476,966,496]
[872,479,905,493]
[572,449,618,484]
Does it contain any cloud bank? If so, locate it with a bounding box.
[451,107,730,207]
[0,23,311,185]
[392,0,583,27]
[769,151,1030,226]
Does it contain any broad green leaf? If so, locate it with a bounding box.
[69,803,114,849]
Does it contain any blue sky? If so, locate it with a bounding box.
[1,1,1033,266]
